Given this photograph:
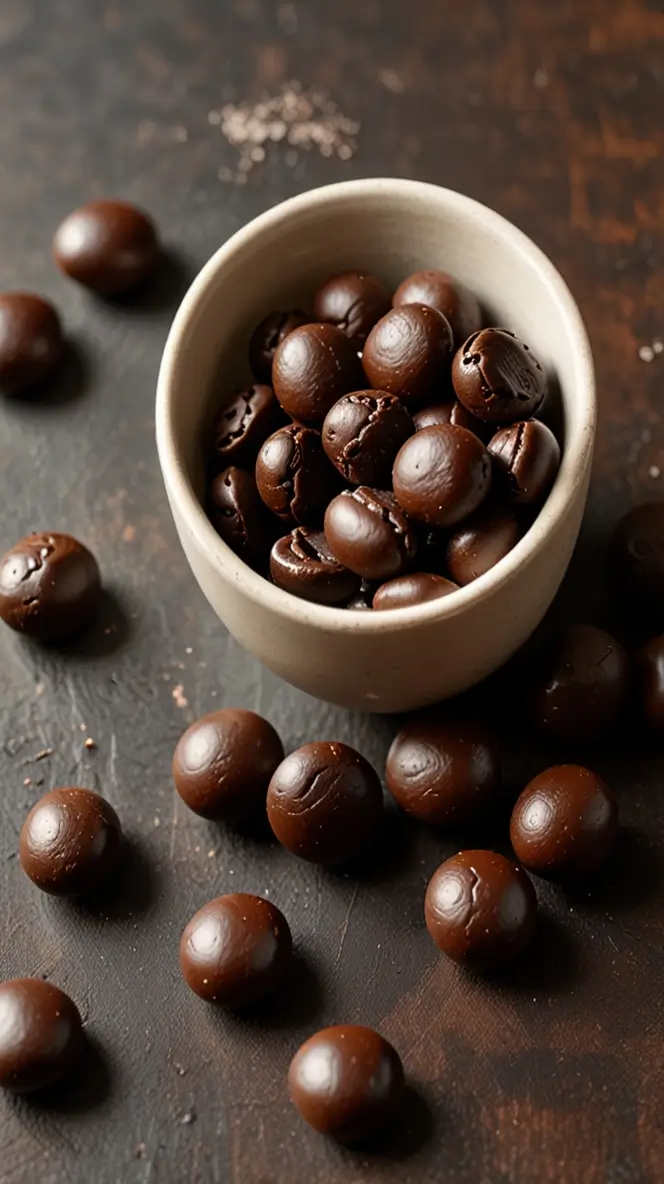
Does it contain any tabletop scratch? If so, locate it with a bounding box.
[334,882,359,969]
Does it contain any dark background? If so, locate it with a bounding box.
[0,2,663,1181]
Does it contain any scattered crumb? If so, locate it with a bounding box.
[35,682,44,697]
[154,816,161,828]
[34,748,53,762]
[172,684,189,709]
[84,738,97,750]
[207,849,216,859]
[214,80,360,184]
[378,68,404,93]
[180,1109,196,1125]
[654,341,663,354]
[194,846,200,854]
[185,647,193,655]
[134,1144,146,1160]
[35,777,44,787]
[171,125,188,142]
[174,1063,187,1077]
[23,777,31,787]
[122,524,136,543]
[533,67,549,88]
[79,723,87,733]
[639,341,662,363]
[649,465,661,479]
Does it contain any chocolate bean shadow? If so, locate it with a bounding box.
[45,587,133,660]
[5,339,92,408]
[213,951,324,1033]
[564,826,664,916]
[492,910,581,996]
[343,1085,437,1162]
[69,835,157,922]
[325,802,424,887]
[15,1034,114,1115]
[101,249,195,315]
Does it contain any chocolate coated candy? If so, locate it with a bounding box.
[53,199,160,294]
[0,979,85,1093]
[529,624,630,745]
[272,323,364,424]
[20,788,122,897]
[173,708,284,821]
[452,328,546,425]
[180,894,292,1007]
[212,385,282,468]
[445,505,519,585]
[255,423,340,526]
[386,717,501,825]
[325,487,417,580]
[313,271,392,347]
[372,572,458,610]
[249,309,309,383]
[322,391,413,486]
[393,269,482,346]
[392,424,491,528]
[208,467,273,566]
[0,293,64,394]
[270,528,360,606]
[488,419,560,505]
[611,502,664,618]
[510,764,618,879]
[363,304,454,405]
[0,532,101,641]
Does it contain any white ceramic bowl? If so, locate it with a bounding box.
[156,179,595,713]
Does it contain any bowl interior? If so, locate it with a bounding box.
[167,182,588,529]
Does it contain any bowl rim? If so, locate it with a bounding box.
[156,177,595,635]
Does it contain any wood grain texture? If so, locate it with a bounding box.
[0,1,663,1180]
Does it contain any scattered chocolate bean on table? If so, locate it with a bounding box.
[0,979,85,1093]
[179,893,292,1007]
[172,708,284,821]
[20,787,123,898]
[510,764,619,879]
[0,531,101,640]
[0,292,64,394]
[53,199,160,295]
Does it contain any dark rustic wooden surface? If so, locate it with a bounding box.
[0,2,663,1181]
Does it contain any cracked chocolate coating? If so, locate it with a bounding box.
[0,531,101,641]
[248,309,310,383]
[255,423,340,526]
[208,466,273,567]
[529,624,630,745]
[425,849,537,969]
[452,328,546,425]
[270,527,360,605]
[324,486,417,580]
[266,741,383,863]
[212,384,282,468]
[313,271,392,347]
[322,390,413,486]
[386,719,501,824]
[488,418,560,505]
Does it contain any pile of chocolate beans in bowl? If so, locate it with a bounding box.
[206,267,561,610]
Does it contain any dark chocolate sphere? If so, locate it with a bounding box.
[445,505,519,585]
[255,424,340,526]
[0,532,101,641]
[393,424,491,528]
[288,1025,404,1142]
[611,502,664,619]
[248,309,309,383]
[510,764,619,879]
[636,634,664,732]
[270,528,360,606]
[0,293,64,394]
[413,400,486,438]
[53,199,160,294]
[425,850,537,970]
[211,385,282,469]
[452,328,546,425]
[488,419,561,506]
[372,572,458,611]
[172,708,284,821]
[0,979,84,1093]
[322,392,414,486]
[313,271,392,347]
[386,718,501,825]
[179,894,292,1007]
[267,741,383,864]
[392,269,482,346]
[20,788,122,898]
[324,487,417,581]
[208,467,274,568]
[363,304,454,405]
[272,323,364,425]
[529,624,630,745]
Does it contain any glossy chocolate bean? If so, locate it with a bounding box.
[386,717,501,825]
[255,423,340,526]
[267,741,383,864]
[249,309,309,383]
[322,391,413,486]
[510,764,619,879]
[208,467,273,567]
[529,624,630,745]
[0,979,85,1093]
[372,572,458,611]
[211,385,282,469]
[272,323,364,425]
[611,502,664,618]
[445,505,519,585]
[413,400,486,438]
[0,532,101,641]
[393,269,482,346]
[20,788,123,897]
[313,271,392,347]
[53,199,160,294]
[179,894,292,1007]
[289,1025,405,1142]
[324,487,417,581]
[172,709,284,821]
[363,304,454,405]
[452,328,546,425]
[425,850,537,970]
[636,634,664,732]
[392,424,491,528]
[488,419,561,505]
[270,528,360,606]
[0,293,64,394]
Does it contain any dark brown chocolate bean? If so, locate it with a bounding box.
[20,788,122,897]
[529,624,630,745]
[392,424,491,528]
[249,309,309,383]
[413,400,486,438]
[0,979,85,1093]
[313,271,392,347]
[611,502,664,619]
[346,582,376,610]
[53,199,160,295]
[172,709,284,821]
[452,328,546,425]
[488,419,561,505]
[0,532,101,641]
[386,718,501,825]
[363,304,454,405]
[255,423,340,526]
[636,634,664,732]
[211,385,282,469]
[208,467,273,567]
[272,323,364,424]
[322,391,413,486]
[289,1025,404,1142]
[510,764,619,879]
[270,528,360,606]
[445,505,519,585]
[425,850,537,970]
[372,572,458,611]
[393,269,482,346]
[0,293,64,394]
[180,894,292,1007]
[324,487,417,580]
[267,741,383,864]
